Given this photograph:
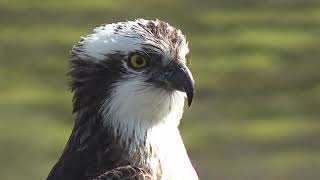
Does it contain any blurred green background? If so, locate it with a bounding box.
[1,0,320,179]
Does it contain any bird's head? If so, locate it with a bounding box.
[70,19,194,141]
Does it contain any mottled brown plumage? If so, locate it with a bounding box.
[93,166,152,180]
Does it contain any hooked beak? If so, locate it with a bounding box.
[155,61,195,106]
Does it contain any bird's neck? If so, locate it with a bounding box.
[98,87,198,179]
[88,76,199,179]
[100,107,198,180]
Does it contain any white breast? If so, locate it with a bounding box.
[146,125,199,180]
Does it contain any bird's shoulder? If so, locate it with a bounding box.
[47,116,133,180]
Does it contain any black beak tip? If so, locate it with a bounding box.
[187,93,193,107]
[187,90,194,107]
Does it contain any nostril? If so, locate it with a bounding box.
[166,61,181,72]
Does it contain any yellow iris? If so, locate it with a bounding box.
[130,54,147,69]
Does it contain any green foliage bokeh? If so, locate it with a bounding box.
[1,0,320,179]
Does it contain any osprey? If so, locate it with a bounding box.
[47,19,199,180]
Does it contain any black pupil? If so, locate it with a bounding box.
[135,56,144,65]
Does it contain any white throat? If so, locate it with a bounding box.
[100,76,185,146]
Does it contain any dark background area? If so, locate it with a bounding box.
[1,0,320,179]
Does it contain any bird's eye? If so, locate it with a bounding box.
[129,54,148,69]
